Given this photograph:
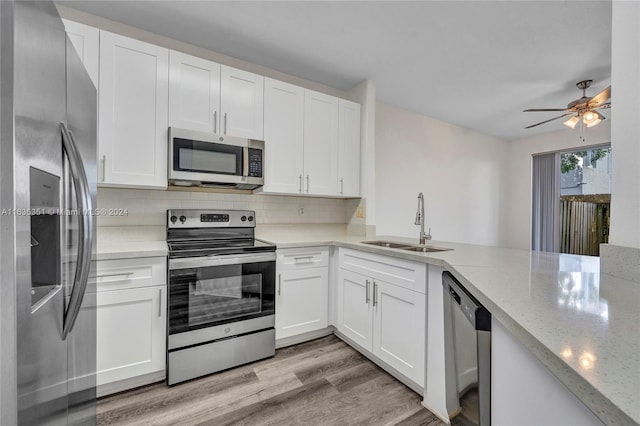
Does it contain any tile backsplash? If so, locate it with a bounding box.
[97,188,350,227]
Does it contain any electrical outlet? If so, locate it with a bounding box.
[356,206,364,218]
[298,206,305,216]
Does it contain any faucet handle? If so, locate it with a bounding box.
[426,227,432,240]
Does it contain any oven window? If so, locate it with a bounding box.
[169,260,275,334]
[189,268,262,326]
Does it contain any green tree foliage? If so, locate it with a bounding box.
[561,149,609,174]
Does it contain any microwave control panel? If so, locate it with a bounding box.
[247,148,262,178]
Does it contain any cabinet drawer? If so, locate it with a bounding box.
[338,248,426,294]
[91,257,166,292]
[277,247,329,270]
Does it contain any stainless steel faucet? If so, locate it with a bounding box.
[414,192,431,244]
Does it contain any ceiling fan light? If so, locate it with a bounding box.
[583,110,603,127]
[564,116,580,129]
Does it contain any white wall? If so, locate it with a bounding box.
[609,1,640,249]
[375,102,508,246]
[505,122,611,250]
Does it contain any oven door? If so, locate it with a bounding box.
[168,252,275,337]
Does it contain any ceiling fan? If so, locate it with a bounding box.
[523,80,611,129]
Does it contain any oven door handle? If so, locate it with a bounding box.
[169,252,276,270]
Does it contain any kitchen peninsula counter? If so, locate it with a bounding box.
[94,225,639,425]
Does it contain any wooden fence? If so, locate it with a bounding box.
[559,196,610,256]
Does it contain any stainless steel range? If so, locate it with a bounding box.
[166,209,276,385]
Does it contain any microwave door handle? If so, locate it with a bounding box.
[242,147,249,177]
[60,122,94,340]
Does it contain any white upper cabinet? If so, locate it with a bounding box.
[168,55,264,140]
[168,51,221,133]
[262,82,360,198]
[62,19,99,88]
[99,31,169,188]
[338,99,361,197]
[220,65,264,140]
[303,89,339,196]
[263,78,305,194]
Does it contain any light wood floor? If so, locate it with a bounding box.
[97,335,445,426]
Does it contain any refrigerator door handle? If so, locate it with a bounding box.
[60,122,94,340]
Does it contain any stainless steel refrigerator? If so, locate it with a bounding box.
[0,0,97,424]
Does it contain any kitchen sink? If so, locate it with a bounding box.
[361,240,452,253]
[361,240,413,249]
[401,245,451,253]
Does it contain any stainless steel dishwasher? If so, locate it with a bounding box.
[443,271,491,426]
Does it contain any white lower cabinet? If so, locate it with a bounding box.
[337,248,426,387]
[276,268,328,339]
[96,286,166,386]
[93,256,166,395]
[373,281,425,384]
[276,248,329,341]
[337,269,373,350]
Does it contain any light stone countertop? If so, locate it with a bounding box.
[95,227,639,425]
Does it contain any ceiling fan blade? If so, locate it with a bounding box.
[588,85,611,106]
[525,113,573,129]
[523,108,568,112]
[596,102,611,109]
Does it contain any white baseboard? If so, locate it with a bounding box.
[276,327,334,348]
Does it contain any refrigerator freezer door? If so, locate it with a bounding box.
[13,1,97,424]
[14,1,68,424]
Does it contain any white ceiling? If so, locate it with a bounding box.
[57,1,612,141]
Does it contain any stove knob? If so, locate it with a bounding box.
[170,215,177,224]
[241,215,247,222]
[248,215,254,222]
[179,215,187,224]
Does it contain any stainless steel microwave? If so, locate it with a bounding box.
[168,127,264,190]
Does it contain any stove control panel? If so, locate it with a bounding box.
[167,209,256,228]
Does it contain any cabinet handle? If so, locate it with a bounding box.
[278,273,282,296]
[88,271,134,279]
[224,113,228,135]
[365,280,370,304]
[213,111,217,133]
[306,175,310,193]
[158,288,162,317]
[101,155,106,182]
[340,178,344,195]
[299,175,303,193]
[373,281,378,307]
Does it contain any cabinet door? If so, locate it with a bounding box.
[62,20,99,88]
[275,267,328,340]
[220,65,264,139]
[96,285,166,386]
[338,99,361,197]
[99,31,168,188]
[303,89,339,196]
[168,51,221,133]
[263,78,305,194]
[373,281,425,386]
[337,269,373,351]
